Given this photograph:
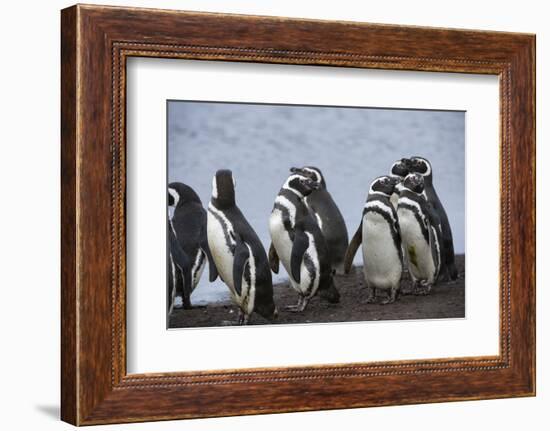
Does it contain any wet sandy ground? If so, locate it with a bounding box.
[169,254,465,328]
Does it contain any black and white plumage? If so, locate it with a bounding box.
[397,173,443,295]
[406,156,458,281]
[389,159,410,211]
[289,166,349,275]
[268,172,340,312]
[207,170,277,325]
[168,182,214,310]
[344,176,403,304]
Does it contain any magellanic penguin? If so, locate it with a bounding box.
[344,176,403,304]
[397,173,443,295]
[168,182,216,310]
[289,166,349,275]
[207,170,277,325]
[268,172,340,312]
[389,159,410,210]
[406,156,458,281]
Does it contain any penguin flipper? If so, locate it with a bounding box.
[268,242,280,274]
[232,237,250,296]
[343,222,362,274]
[169,226,190,274]
[428,223,441,278]
[290,229,309,283]
[200,224,218,282]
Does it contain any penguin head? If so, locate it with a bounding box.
[256,300,278,322]
[283,173,320,198]
[407,157,432,179]
[167,182,201,208]
[290,166,327,189]
[402,173,425,194]
[211,169,236,208]
[390,159,409,179]
[254,284,278,321]
[369,175,400,197]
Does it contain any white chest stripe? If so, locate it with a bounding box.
[244,243,256,314]
[191,250,205,288]
[305,232,320,297]
[398,196,428,227]
[314,213,323,230]
[364,200,396,225]
[274,195,297,227]
[208,203,236,248]
[168,188,179,207]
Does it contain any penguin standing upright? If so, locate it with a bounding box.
[344,176,403,304]
[289,166,349,275]
[168,182,215,310]
[269,171,340,312]
[397,173,443,295]
[207,170,277,325]
[406,157,458,281]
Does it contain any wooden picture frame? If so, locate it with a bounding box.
[61,4,535,425]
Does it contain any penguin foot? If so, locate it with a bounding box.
[173,296,183,309]
[285,297,308,312]
[414,282,432,296]
[381,288,399,304]
[237,311,250,325]
[364,295,376,304]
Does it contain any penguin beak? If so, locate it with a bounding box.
[290,167,302,174]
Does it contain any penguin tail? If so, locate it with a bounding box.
[449,264,459,281]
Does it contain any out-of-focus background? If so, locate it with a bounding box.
[168,101,465,304]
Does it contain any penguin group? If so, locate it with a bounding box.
[168,156,457,325]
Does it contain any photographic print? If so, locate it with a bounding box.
[167,101,465,328]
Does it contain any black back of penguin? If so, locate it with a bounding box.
[168,182,207,259]
[406,157,457,280]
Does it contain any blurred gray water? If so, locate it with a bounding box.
[168,101,465,304]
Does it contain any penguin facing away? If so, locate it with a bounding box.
[168,182,216,310]
[207,170,277,325]
[397,173,443,295]
[269,172,340,312]
[406,156,458,281]
[344,176,403,304]
[289,166,349,275]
